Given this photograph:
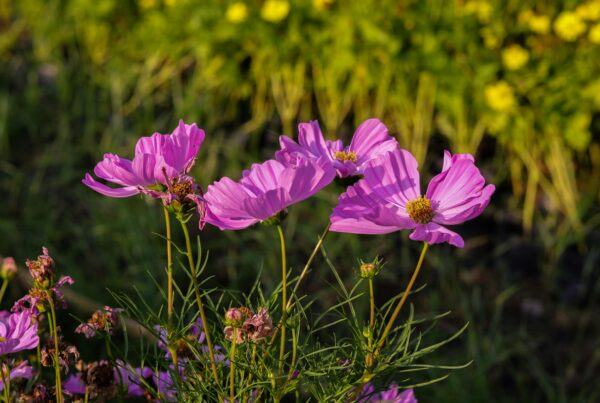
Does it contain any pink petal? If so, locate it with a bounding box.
[297,121,331,160]
[363,148,421,207]
[93,154,141,186]
[348,118,398,164]
[165,120,205,172]
[442,150,474,172]
[330,180,414,234]
[409,223,464,248]
[286,158,336,203]
[131,154,159,184]
[433,184,495,225]
[426,159,487,215]
[242,188,287,220]
[82,174,141,198]
[240,160,286,195]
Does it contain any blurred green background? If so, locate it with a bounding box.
[1,0,599,401]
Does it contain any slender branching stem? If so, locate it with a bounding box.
[0,280,8,306]
[350,242,430,401]
[1,359,10,403]
[287,329,298,382]
[276,225,288,376]
[164,207,174,330]
[365,278,376,368]
[48,297,63,403]
[163,208,179,369]
[374,242,429,359]
[178,218,220,384]
[229,328,237,403]
[270,223,329,347]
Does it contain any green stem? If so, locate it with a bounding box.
[164,207,174,331]
[287,329,297,382]
[0,280,8,306]
[374,242,429,359]
[365,278,375,368]
[84,387,89,403]
[163,208,178,369]
[48,298,63,403]
[2,359,10,402]
[276,225,287,376]
[178,218,219,385]
[229,328,237,403]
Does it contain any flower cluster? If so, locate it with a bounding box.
[224,307,275,344]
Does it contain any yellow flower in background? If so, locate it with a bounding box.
[576,1,600,21]
[261,0,290,23]
[589,23,600,43]
[138,0,158,10]
[485,81,516,111]
[528,14,551,34]
[481,27,501,49]
[554,12,586,41]
[502,44,529,70]
[313,0,334,11]
[164,0,178,7]
[226,2,248,23]
[463,1,492,23]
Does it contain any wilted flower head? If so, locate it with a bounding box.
[0,310,39,355]
[25,247,55,289]
[13,276,74,315]
[0,361,34,391]
[75,306,122,338]
[357,383,417,402]
[331,149,495,248]
[242,308,275,342]
[0,257,17,281]
[205,158,335,230]
[40,333,79,373]
[277,119,398,179]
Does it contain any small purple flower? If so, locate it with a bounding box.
[357,384,417,403]
[330,149,495,247]
[83,121,207,223]
[204,158,335,230]
[63,373,86,395]
[277,119,398,178]
[0,361,34,391]
[0,310,39,355]
[114,361,153,397]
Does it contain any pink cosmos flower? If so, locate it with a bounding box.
[276,119,398,178]
[204,158,336,230]
[0,361,34,391]
[330,149,495,247]
[83,120,204,200]
[0,310,39,355]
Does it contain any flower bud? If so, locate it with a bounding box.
[224,307,245,327]
[358,257,383,279]
[1,257,17,281]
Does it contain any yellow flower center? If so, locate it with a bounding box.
[406,196,434,224]
[0,337,5,342]
[334,151,358,163]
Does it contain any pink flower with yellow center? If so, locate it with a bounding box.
[330,149,494,247]
[276,119,398,178]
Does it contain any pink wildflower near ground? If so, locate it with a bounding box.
[0,361,34,391]
[276,119,398,178]
[204,158,335,230]
[0,310,39,355]
[357,383,417,402]
[330,149,495,247]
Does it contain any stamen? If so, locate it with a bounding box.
[406,196,434,224]
[334,150,358,163]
